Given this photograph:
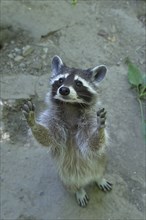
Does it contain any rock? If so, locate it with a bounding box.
[35,74,49,100]
[8,53,14,59]
[116,61,121,66]
[116,58,123,66]
[19,63,26,68]
[32,61,43,70]
[14,47,21,54]
[7,61,14,68]
[1,74,37,99]
[22,45,34,57]
[42,54,46,59]
[98,29,108,38]
[43,60,47,66]
[12,52,16,57]
[14,55,24,62]
[43,47,48,53]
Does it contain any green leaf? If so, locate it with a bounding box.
[140,85,146,94]
[126,58,143,86]
[139,92,146,99]
[142,75,146,86]
[72,0,77,5]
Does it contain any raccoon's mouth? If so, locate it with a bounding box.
[54,94,84,104]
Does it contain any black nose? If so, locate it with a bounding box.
[59,87,70,96]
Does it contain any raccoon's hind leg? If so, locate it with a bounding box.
[96,178,112,192]
[94,153,112,192]
[75,188,89,207]
[66,185,89,207]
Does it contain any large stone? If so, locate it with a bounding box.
[1,74,37,100]
[35,74,50,100]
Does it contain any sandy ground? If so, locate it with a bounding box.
[0,0,146,220]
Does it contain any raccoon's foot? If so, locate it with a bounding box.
[75,188,89,207]
[96,178,112,192]
[97,108,107,128]
[22,101,36,127]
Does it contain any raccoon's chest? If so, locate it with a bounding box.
[64,118,79,131]
[61,107,80,130]
[63,115,96,146]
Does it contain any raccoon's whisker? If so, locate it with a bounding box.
[79,94,93,98]
[78,102,86,109]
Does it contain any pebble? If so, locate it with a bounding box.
[98,29,108,38]
[39,191,45,196]
[116,58,123,66]
[42,54,46,59]
[19,63,26,68]
[14,55,24,62]
[32,61,42,70]
[8,53,14,59]
[43,47,48,53]
[43,61,47,66]
[116,61,121,66]
[139,59,144,65]
[39,82,44,86]
[13,53,17,57]
[22,45,34,57]
[14,47,21,54]
[10,62,13,68]
[7,61,14,68]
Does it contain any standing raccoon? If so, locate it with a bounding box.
[23,55,112,207]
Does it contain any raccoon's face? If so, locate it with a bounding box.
[50,56,107,105]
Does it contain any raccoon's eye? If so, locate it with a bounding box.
[76,80,83,87]
[58,78,64,84]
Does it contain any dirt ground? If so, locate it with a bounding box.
[0,0,146,220]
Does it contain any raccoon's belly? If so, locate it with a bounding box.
[56,148,104,188]
[54,130,108,188]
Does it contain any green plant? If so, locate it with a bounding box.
[72,0,78,5]
[125,57,146,139]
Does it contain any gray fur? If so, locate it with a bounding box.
[23,56,112,207]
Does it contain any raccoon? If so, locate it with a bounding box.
[23,55,112,207]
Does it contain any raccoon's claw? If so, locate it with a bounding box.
[76,188,89,207]
[22,101,35,126]
[97,178,112,192]
[97,108,107,128]
[23,101,35,112]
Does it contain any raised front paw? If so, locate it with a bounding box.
[97,108,107,128]
[22,101,36,127]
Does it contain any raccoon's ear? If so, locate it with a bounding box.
[51,55,64,76]
[91,65,107,83]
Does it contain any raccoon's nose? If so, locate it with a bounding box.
[59,87,70,96]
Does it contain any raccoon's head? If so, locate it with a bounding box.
[50,55,107,105]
